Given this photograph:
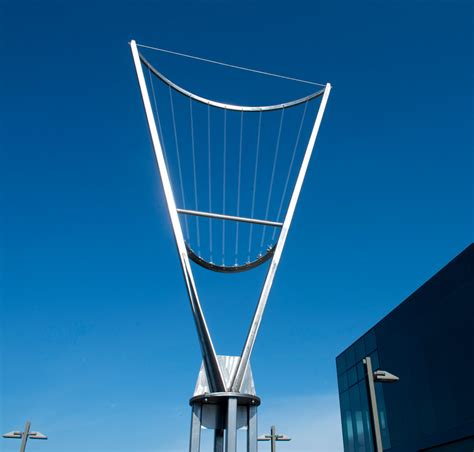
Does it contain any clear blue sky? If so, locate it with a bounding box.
[1,1,472,451]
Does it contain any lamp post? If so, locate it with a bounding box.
[258,425,291,452]
[364,356,399,452]
[3,420,47,452]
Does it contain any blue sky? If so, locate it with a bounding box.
[1,1,472,451]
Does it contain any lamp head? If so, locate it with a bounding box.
[373,370,399,383]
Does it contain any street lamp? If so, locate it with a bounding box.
[3,420,47,452]
[364,356,399,452]
[258,425,291,452]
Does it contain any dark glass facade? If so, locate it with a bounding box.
[336,243,474,451]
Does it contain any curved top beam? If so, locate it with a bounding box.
[139,52,326,112]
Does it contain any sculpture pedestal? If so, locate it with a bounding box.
[189,392,260,452]
[188,356,260,452]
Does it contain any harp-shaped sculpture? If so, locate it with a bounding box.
[130,40,331,452]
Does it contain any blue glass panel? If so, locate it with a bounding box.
[336,354,345,375]
[375,384,392,450]
[340,391,351,451]
[338,372,348,393]
[347,366,358,387]
[358,381,374,452]
[349,384,364,451]
[369,351,379,370]
[345,410,355,452]
[356,361,365,382]
[364,329,376,354]
[354,338,366,362]
[346,346,356,368]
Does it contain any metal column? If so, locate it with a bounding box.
[189,404,202,452]
[19,421,31,452]
[247,406,258,452]
[225,398,238,452]
[214,429,224,452]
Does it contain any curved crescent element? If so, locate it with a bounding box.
[186,243,275,273]
[139,52,325,112]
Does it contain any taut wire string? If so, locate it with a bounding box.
[137,43,326,87]
[235,110,244,264]
[148,68,168,169]
[207,104,213,262]
[272,101,308,241]
[248,111,262,260]
[260,108,285,249]
[222,108,227,264]
[168,86,189,239]
[189,98,200,252]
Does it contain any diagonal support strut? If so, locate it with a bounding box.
[231,83,332,392]
[130,39,226,393]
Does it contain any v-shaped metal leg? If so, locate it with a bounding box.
[131,37,331,452]
[247,406,258,452]
[130,40,226,393]
[131,38,331,395]
[231,83,332,392]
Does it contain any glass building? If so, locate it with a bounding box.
[336,243,474,451]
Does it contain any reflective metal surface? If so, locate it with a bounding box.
[231,83,332,392]
[194,356,256,397]
[139,52,325,112]
[186,243,275,273]
[177,208,283,227]
[130,40,226,393]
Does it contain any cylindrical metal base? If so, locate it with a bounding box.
[189,392,260,452]
[190,392,261,407]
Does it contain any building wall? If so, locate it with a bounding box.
[336,243,474,451]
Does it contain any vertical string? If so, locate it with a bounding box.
[189,98,200,253]
[260,108,285,249]
[235,110,244,265]
[148,68,168,169]
[168,86,189,240]
[272,101,308,241]
[222,108,227,265]
[248,111,262,260]
[207,104,213,262]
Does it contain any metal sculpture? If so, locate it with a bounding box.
[130,39,331,452]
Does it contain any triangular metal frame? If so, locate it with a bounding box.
[130,40,331,394]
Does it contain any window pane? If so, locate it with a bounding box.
[338,372,348,393]
[364,329,377,353]
[346,346,356,368]
[340,391,351,451]
[354,338,366,362]
[347,366,358,387]
[358,381,374,452]
[339,391,352,450]
[336,354,345,375]
[349,385,363,451]
[370,351,379,371]
[356,361,365,382]
[345,410,355,452]
[375,384,392,450]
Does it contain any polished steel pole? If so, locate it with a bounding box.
[270,425,277,452]
[19,421,31,452]
[364,357,383,451]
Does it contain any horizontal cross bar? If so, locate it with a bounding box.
[177,209,283,227]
